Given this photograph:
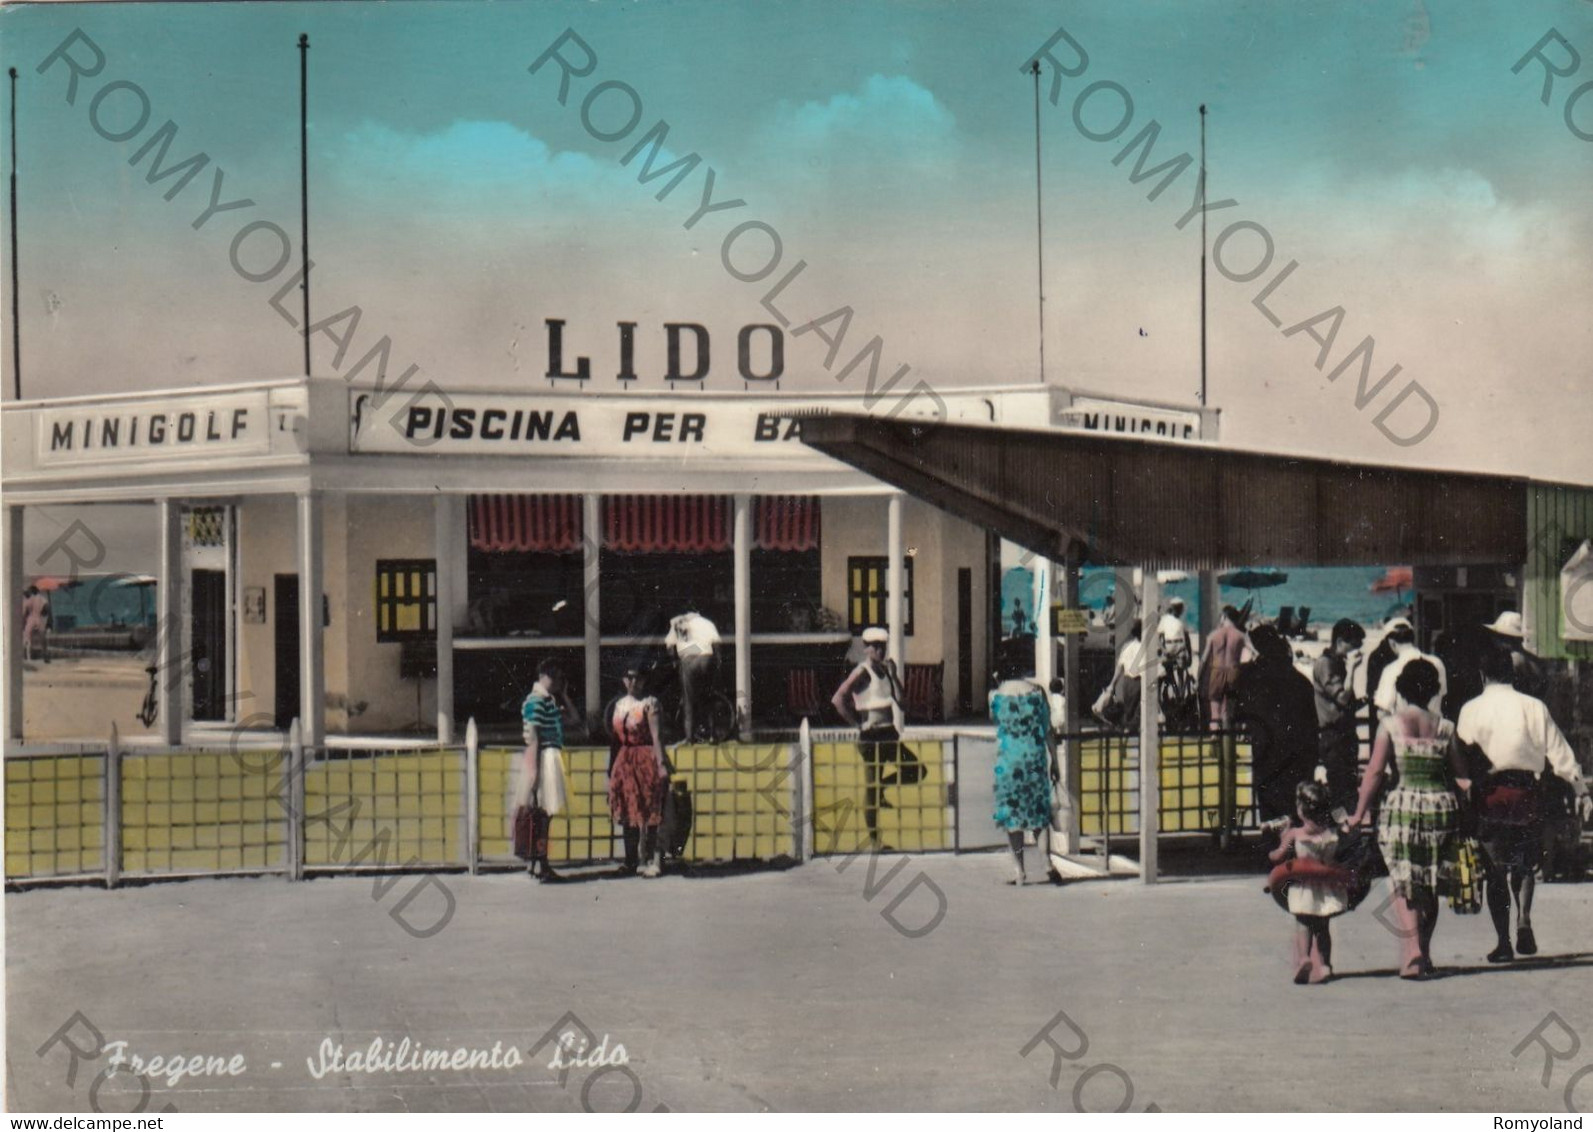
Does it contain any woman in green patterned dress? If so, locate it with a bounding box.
[990,656,1055,886]
[1346,660,1469,979]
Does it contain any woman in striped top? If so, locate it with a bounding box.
[516,660,578,882]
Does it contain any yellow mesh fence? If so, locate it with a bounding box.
[810,740,952,855]
[303,750,464,868]
[121,752,287,874]
[5,754,105,879]
[479,744,797,866]
[1075,736,1255,836]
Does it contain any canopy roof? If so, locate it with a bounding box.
[797,414,1559,569]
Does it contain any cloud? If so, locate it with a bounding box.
[754,74,958,188]
[323,118,650,220]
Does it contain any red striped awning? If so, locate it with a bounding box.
[468,494,820,554]
[605,495,730,553]
[469,494,583,553]
[754,496,821,552]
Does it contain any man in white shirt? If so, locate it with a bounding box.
[1157,598,1191,667]
[1093,620,1147,730]
[1373,619,1447,717]
[666,611,721,743]
[1457,647,1590,963]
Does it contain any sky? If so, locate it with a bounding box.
[2,0,1591,572]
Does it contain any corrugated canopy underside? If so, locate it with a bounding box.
[798,415,1529,569]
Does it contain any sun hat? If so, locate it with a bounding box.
[1385,617,1413,633]
[861,627,889,645]
[1483,611,1524,638]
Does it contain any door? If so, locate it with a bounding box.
[956,568,973,716]
[274,574,299,728]
[191,569,227,721]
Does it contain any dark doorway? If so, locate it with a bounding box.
[957,568,973,716]
[191,570,227,721]
[274,574,299,728]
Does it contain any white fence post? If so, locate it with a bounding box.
[288,718,305,881]
[797,718,814,862]
[465,717,480,875]
[105,725,122,889]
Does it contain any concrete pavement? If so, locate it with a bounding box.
[6,851,1592,1112]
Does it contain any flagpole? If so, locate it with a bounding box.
[1198,103,1208,408]
[298,33,311,378]
[9,67,20,400]
[1030,60,1046,385]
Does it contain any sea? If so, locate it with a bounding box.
[1000,564,1412,634]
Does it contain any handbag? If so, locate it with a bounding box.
[662,777,693,859]
[511,805,534,860]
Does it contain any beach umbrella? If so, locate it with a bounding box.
[30,575,81,592]
[1369,566,1413,595]
[1219,568,1288,617]
[1155,569,1190,584]
[1218,568,1288,590]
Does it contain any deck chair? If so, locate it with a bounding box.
[904,663,945,723]
[1276,606,1296,636]
[787,668,825,722]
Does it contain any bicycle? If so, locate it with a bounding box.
[656,657,741,745]
[137,664,159,728]
[1158,651,1200,733]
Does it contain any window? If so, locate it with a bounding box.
[847,556,913,636]
[375,559,437,642]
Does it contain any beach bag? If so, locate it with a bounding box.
[1447,838,1484,914]
[662,777,693,859]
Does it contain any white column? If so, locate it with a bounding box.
[1198,570,1219,661]
[886,494,905,670]
[582,493,602,723]
[733,493,752,740]
[157,499,183,745]
[434,495,457,744]
[1033,558,1055,686]
[297,492,325,749]
[1139,570,1161,883]
[1061,549,1083,854]
[5,505,24,741]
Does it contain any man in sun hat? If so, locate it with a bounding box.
[1483,610,1546,698]
[1457,646,1590,962]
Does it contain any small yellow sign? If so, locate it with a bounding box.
[1053,607,1090,634]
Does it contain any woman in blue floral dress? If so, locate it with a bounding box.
[991,662,1056,885]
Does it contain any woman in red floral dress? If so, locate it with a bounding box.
[609,666,668,877]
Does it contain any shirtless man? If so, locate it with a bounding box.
[1200,605,1249,730]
